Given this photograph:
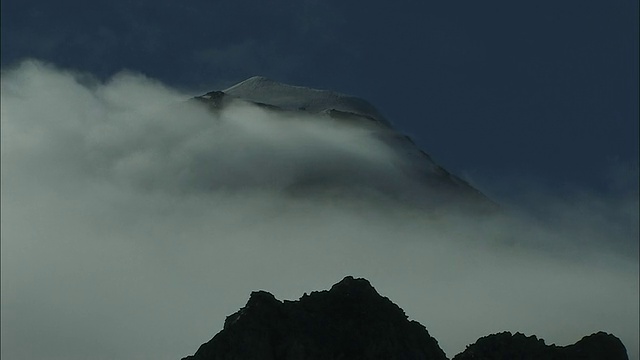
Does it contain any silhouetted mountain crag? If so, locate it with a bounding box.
[180,277,629,360]
[453,331,628,360]
[181,276,448,360]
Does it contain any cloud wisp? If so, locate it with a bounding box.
[1,61,638,360]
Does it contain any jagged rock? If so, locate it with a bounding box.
[452,331,629,360]
[180,277,630,360]
[181,276,448,360]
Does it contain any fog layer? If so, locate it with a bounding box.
[2,61,638,360]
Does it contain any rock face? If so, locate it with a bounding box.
[452,331,629,360]
[181,276,448,360]
[181,277,629,360]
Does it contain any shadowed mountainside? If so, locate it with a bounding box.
[453,331,629,360]
[180,277,628,360]
[182,276,447,360]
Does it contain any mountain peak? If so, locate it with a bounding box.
[453,331,629,360]
[181,276,447,360]
[226,75,276,89]
[181,277,629,360]
[223,76,391,126]
[329,275,374,292]
[324,276,385,305]
[190,77,499,212]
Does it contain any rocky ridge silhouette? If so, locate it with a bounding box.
[453,331,629,360]
[180,277,628,360]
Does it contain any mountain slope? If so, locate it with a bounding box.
[193,77,497,212]
[224,76,390,126]
[181,276,448,360]
[180,277,629,360]
[453,331,629,360]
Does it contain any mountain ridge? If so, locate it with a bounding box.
[180,276,629,360]
[192,76,498,212]
[181,276,448,360]
[223,76,391,127]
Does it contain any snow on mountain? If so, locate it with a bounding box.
[224,76,391,126]
[194,76,496,212]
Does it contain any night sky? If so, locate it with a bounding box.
[3,0,638,200]
[1,2,639,360]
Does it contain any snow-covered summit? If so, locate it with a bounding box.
[224,76,391,126]
[193,76,497,212]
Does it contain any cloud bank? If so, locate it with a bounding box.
[1,61,638,360]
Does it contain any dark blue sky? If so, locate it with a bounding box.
[2,0,638,200]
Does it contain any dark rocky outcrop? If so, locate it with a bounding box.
[180,277,629,360]
[452,331,629,360]
[181,276,448,360]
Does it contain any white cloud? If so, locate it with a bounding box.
[1,60,638,360]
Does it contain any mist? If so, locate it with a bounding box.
[1,60,638,360]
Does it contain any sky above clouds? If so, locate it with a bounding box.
[2,0,638,198]
[1,1,639,360]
